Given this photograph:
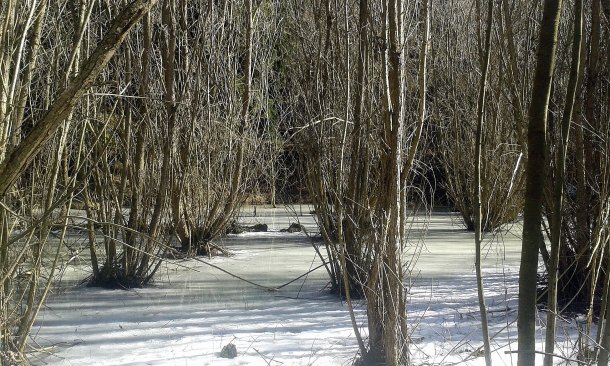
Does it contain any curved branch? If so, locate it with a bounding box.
[0,0,158,199]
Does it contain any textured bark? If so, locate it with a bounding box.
[517,0,563,364]
[362,1,407,364]
[0,0,158,200]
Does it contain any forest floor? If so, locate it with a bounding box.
[28,206,582,365]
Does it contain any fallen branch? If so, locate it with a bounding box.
[191,255,328,292]
[503,350,589,365]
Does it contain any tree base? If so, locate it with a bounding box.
[86,265,151,289]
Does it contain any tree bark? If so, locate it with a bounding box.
[139,0,177,274]
[126,11,151,271]
[518,0,563,364]
[543,0,581,363]
[363,0,407,364]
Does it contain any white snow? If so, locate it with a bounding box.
[28,207,582,365]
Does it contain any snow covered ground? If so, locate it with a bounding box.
[28,207,581,365]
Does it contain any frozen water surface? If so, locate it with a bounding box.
[29,207,579,365]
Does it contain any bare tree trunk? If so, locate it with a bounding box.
[543,0,581,363]
[583,0,603,338]
[364,0,407,364]
[518,0,563,364]
[600,5,610,361]
[337,0,366,358]
[126,12,151,272]
[140,0,177,274]
[474,0,494,364]
[170,5,193,248]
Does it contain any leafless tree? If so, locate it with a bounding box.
[1,0,157,360]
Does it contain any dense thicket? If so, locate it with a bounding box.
[431,0,530,232]
[281,1,428,362]
[0,0,284,361]
[0,0,609,365]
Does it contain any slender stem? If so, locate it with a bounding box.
[474,0,494,364]
[543,0,581,363]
